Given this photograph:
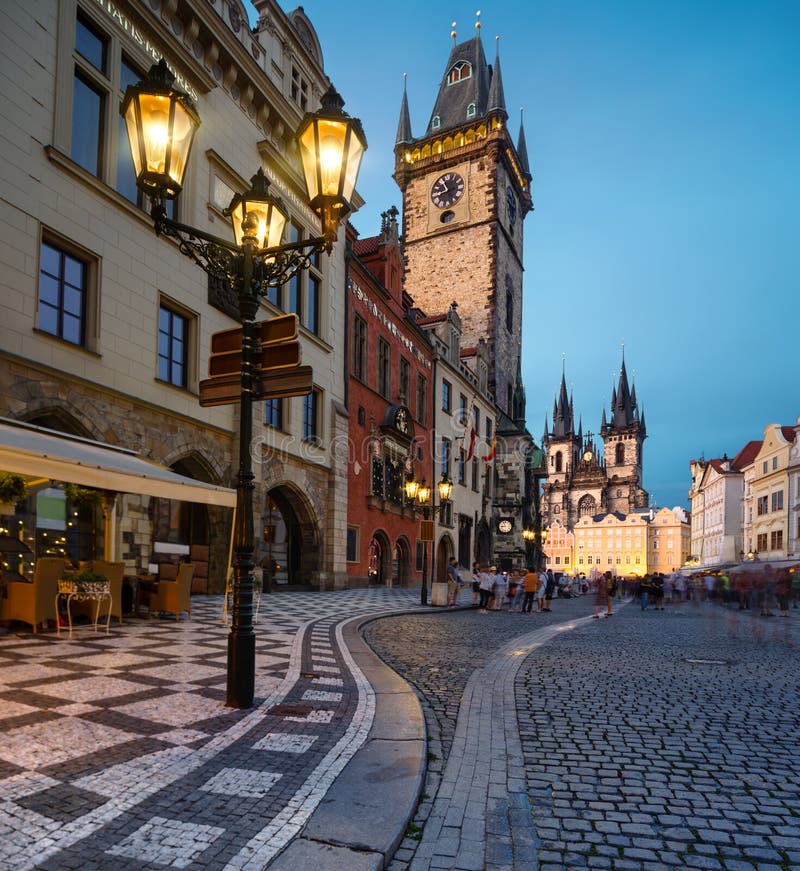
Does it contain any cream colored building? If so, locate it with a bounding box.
[544,518,574,574]
[0,0,356,588]
[749,424,797,560]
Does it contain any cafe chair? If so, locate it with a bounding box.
[1,557,67,633]
[149,563,194,621]
[92,560,125,624]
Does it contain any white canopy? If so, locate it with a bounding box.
[0,417,236,507]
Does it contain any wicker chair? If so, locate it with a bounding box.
[1,557,67,633]
[149,563,194,620]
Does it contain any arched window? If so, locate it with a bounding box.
[431,115,441,130]
[615,443,625,465]
[466,102,476,118]
[579,495,596,517]
[555,451,563,473]
[447,62,472,85]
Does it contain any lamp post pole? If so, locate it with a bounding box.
[121,60,366,709]
[420,532,429,607]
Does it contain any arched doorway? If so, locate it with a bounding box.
[367,530,391,585]
[261,485,320,589]
[476,519,491,567]
[393,536,411,586]
[434,534,455,582]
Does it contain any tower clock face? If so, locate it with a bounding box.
[430,172,465,209]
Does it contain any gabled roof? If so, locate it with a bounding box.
[353,235,381,257]
[781,425,797,442]
[416,313,447,326]
[731,440,762,470]
[426,35,492,136]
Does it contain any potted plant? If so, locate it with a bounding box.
[63,483,102,507]
[59,566,109,594]
[0,473,28,514]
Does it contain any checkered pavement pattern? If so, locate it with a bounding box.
[0,589,421,870]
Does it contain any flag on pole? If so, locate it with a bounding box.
[461,396,477,461]
[482,435,496,464]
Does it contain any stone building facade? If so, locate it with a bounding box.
[0,0,356,589]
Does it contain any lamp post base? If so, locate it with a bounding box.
[227,629,256,708]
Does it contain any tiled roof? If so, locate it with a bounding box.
[731,440,762,470]
[353,235,381,257]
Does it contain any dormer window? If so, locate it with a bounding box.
[431,115,441,130]
[466,102,476,118]
[448,62,472,85]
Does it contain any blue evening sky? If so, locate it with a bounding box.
[257,1,799,509]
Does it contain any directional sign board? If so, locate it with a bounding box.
[199,366,313,407]
[210,314,298,355]
[208,341,301,377]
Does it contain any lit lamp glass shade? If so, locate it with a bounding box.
[121,59,200,199]
[225,169,287,250]
[437,474,453,503]
[416,481,431,506]
[297,85,367,244]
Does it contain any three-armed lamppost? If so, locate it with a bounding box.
[522,526,547,572]
[121,59,366,708]
[404,473,453,605]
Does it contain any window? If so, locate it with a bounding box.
[63,9,148,204]
[615,443,625,465]
[352,315,367,381]
[285,223,304,313]
[378,339,390,398]
[441,438,451,479]
[459,393,467,427]
[458,449,466,485]
[264,398,283,430]
[555,451,563,473]
[773,457,779,470]
[471,458,479,491]
[346,527,358,562]
[466,102,476,118]
[291,66,308,110]
[399,358,411,403]
[763,461,768,473]
[416,374,427,424]
[757,532,768,551]
[307,271,320,334]
[587,556,593,565]
[158,304,188,388]
[447,62,472,84]
[772,491,784,511]
[486,418,492,442]
[302,389,320,444]
[506,290,513,332]
[431,115,441,129]
[39,239,89,346]
[442,379,451,413]
[770,530,783,550]
[757,496,769,516]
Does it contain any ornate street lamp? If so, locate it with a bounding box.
[122,61,366,709]
[405,472,452,605]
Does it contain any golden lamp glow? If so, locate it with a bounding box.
[404,476,420,501]
[121,59,200,200]
[437,473,453,503]
[416,480,431,505]
[225,169,287,250]
[296,85,367,245]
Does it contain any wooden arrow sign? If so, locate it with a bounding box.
[199,366,313,407]
[208,341,301,377]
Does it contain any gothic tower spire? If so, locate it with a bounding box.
[396,74,412,145]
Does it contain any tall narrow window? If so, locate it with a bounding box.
[441,438,451,479]
[285,222,302,314]
[39,240,88,346]
[264,398,283,430]
[303,389,320,444]
[399,357,411,403]
[458,448,466,485]
[378,339,390,398]
[307,272,320,334]
[352,315,367,380]
[416,374,427,425]
[158,304,188,388]
[442,379,451,413]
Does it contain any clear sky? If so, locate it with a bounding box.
[258,1,799,509]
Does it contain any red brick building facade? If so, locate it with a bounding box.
[345,209,434,587]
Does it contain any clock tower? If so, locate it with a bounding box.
[393,32,533,417]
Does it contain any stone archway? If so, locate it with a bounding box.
[434,534,455,583]
[476,519,491,567]
[393,536,411,586]
[367,530,391,586]
[261,484,321,589]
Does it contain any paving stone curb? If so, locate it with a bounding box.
[269,609,428,870]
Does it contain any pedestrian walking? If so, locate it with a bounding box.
[478,565,494,612]
[652,573,664,610]
[639,574,651,611]
[446,557,463,607]
[522,568,538,613]
[537,568,548,612]
[510,569,526,612]
[471,561,481,607]
[594,571,612,618]
[493,569,508,610]
[543,568,555,611]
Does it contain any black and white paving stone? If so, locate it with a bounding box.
[0,589,422,870]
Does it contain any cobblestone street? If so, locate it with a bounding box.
[367,598,800,870]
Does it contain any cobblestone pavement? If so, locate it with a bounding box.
[366,598,800,871]
[0,589,422,870]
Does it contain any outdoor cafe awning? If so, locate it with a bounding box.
[0,417,236,507]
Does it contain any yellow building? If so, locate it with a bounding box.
[648,507,691,575]
[749,424,796,559]
[573,511,649,578]
[544,518,574,574]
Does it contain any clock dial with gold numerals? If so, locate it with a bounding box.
[430,172,465,209]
